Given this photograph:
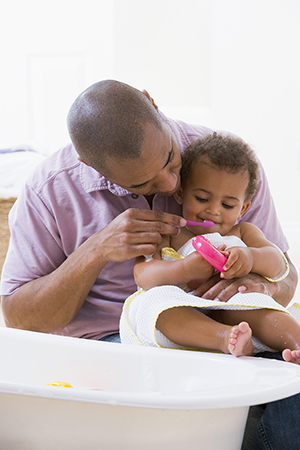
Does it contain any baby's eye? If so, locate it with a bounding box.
[222,203,234,209]
[195,196,208,203]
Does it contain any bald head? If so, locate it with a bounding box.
[67,80,164,175]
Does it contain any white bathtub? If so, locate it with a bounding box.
[0,327,299,450]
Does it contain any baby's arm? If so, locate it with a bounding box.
[134,238,215,290]
[221,223,286,280]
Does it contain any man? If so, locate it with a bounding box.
[0,79,297,338]
[1,79,299,449]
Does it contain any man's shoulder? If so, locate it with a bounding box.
[26,143,81,192]
[159,111,215,152]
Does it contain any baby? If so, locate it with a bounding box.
[120,133,300,364]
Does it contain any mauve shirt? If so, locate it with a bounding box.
[0,114,288,339]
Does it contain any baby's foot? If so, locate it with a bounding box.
[228,322,253,357]
[282,349,300,365]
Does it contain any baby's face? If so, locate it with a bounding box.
[177,160,250,236]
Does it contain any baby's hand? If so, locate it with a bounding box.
[184,251,216,281]
[220,247,253,279]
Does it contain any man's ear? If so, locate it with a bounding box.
[77,156,89,166]
[174,187,184,205]
[142,89,159,111]
[239,201,251,218]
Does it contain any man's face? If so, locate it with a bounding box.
[104,122,182,197]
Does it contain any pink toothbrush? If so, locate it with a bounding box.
[185,220,215,228]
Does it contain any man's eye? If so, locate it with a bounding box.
[166,150,174,166]
[133,184,147,190]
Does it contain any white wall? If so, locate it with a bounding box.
[113,0,212,107]
[1,0,300,252]
[210,0,300,256]
[0,0,115,154]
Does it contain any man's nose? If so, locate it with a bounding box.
[157,170,179,193]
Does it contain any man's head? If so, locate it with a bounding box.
[67,80,182,196]
[67,80,164,176]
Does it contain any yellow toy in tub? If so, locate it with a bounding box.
[45,381,73,388]
[45,381,102,390]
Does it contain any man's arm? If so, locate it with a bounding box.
[193,253,298,308]
[1,209,185,332]
[1,236,108,332]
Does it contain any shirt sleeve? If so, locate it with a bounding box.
[0,184,66,296]
[239,163,289,253]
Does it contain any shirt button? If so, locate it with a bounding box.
[132,194,139,199]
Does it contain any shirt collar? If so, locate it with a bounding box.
[79,160,131,196]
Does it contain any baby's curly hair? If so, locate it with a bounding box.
[181,133,259,201]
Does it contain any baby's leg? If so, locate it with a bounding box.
[217,308,300,363]
[156,306,253,356]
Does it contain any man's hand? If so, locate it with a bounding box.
[192,272,277,303]
[95,208,185,262]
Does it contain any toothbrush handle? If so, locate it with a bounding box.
[192,235,227,272]
[186,220,214,228]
